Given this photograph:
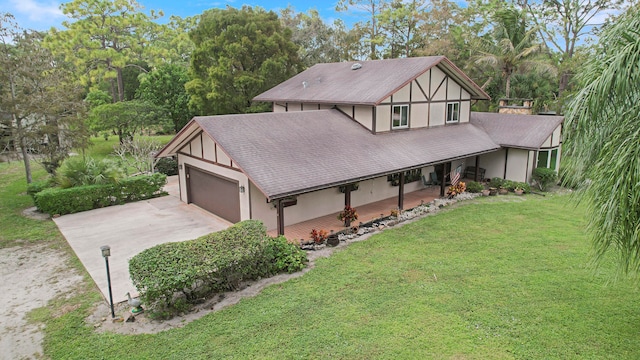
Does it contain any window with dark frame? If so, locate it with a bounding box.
[392,105,409,129]
[446,102,459,123]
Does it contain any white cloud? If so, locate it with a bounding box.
[9,0,63,22]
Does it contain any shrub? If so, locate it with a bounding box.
[309,229,328,244]
[514,182,532,193]
[34,173,167,215]
[56,156,124,189]
[129,220,307,317]
[490,177,505,188]
[532,167,557,191]
[154,156,178,176]
[266,236,308,274]
[466,181,484,193]
[26,178,55,198]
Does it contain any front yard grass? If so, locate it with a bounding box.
[41,195,640,359]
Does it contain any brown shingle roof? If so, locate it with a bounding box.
[470,112,564,150]
[181,109,499,200]
[253,56,490,106]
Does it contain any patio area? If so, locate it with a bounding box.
[268,186,441,242]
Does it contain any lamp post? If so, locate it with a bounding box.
[100,245,115,319]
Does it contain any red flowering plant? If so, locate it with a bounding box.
[337,205,358,225]
[310,229,328,244]
[447,181,466,198]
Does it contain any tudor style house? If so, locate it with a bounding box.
[157,56,563,235]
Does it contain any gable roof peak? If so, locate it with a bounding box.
[254,56,489,106]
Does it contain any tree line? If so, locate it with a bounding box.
[0,0,626,183]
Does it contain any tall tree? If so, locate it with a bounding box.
[526,0,623,99]
[473,7,555,98]
[280,7,342,67]
[147,15,198,67]
[186,6,302,115]
[377,0,426,58]
[46,0,161,103]
[137,64,193,133]
[562,5,640,275]
[0,14,88,181]
[336,0,387,60]
[88,100,170,143]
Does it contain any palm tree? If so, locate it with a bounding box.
[474,8,555,98]
[562,4,640,275]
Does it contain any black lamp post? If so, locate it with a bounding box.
[100,245,115,318]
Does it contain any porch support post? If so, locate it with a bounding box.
[344,185,351,207]
[475,155,480,182]
[398,172,405,210]
[276,199,285,236]
[439,164,447,197]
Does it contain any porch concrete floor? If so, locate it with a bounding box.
[268,186,442,242]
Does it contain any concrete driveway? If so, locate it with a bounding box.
[54,176,230,304]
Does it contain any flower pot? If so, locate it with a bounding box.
[489,187,498,196]
[498,188,508,195]
[514,189,524,195]
[482,189,490,196]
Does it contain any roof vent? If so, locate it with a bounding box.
[302,80,308,89]
[351,63,362,70]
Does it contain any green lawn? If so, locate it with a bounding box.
[44,196,640,359]
[2,147,639,359]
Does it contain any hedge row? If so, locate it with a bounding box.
[129,220,307,317]
[33,173,167,215]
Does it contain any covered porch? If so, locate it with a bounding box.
[268,186,441,242]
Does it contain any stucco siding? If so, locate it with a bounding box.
[354,106,373,130]
[377,105,391,132]
[287,102,302,112]
[411,103,428,128]
[202,135,215,160]
[273,103,287,113]
[190,134,203,159]
[431,68,447,101]
[394,83,411,102]
[216,145,232,166]
[430,103,446,127]
[479,149,506,179]
[447,78,462,99]
[412,78,428,102]
[551,125,562,147]
[249,182,277,230]
[505,148,529,182]
[460,101,470,123]
[177,154,251,221]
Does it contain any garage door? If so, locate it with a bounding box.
[186,166,241,223]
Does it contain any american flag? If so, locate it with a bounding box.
[450,164,463,186]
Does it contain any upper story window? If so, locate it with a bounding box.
[446,102,460,123]
[392,105,409,129]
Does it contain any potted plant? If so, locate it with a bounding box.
[498,186,508,195]
[337,206,358,227]
[489,187,498,196]
[482,188,491,196]
[310,229,328,244]
[514,186,524,195]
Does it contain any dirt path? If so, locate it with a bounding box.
[0,244,83,360]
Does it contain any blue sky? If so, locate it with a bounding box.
[0,0,348,31]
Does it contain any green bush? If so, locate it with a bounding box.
[26,178,55,198]
[129,220,307,317]
[266,236,308,274]
[532,167,557,191]
[154,156,178,176]
[490,177,505,188]
[34,173,167,215]
[465,181,484,193]
[56,156,124,188]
